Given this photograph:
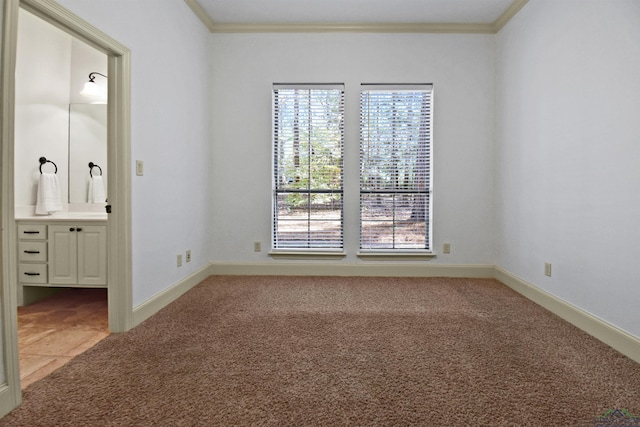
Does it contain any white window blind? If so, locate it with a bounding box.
[359,84,433,250]
[273,84,344,249]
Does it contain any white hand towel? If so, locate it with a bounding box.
[88,175,106,203]
[35,173,62,215]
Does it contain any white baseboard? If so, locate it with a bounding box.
[132,263,214,327]
[494,266,640,365]
[0,385,20,419]
[209,262,495,278]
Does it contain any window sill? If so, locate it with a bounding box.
[357,251,436,261]
[269,250,347,260]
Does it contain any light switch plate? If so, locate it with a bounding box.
[136,160,144,176]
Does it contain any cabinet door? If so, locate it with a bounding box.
[77,225,107,286]
[48,225,78,285]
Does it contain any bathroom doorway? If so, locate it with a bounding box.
[13,8,110,387]
[1,0,132,409]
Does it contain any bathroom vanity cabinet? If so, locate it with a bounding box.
[17,220,107,304]
[48,224,107,286]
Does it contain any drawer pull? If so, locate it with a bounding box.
[23,231,40,234]
[24,250,40,254]
[77,228,83,232]
[24,272,41,276]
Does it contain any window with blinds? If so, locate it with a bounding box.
[273,84,344,249]
[359,84,433,250]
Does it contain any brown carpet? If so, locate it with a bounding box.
[2,276,639,426]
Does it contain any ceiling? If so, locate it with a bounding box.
[185,0,529,33]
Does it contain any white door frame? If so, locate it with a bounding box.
[0,0,132,416]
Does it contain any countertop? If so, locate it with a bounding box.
[15,205,108,222]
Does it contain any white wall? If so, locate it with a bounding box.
[15,9,72,207]
[210,33,496,265]
[495,1,640,336]
[15,11,107,209]
[68,104,107,204]
[68,39,108,205]
[57,0,213,306]
[69,38,107,105]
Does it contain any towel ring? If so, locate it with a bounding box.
[88,162,103,177]
[39,157,57,174]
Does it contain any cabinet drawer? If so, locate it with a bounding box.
[19,263,47,284]
[18,242,47,262]
[18,224,47,240]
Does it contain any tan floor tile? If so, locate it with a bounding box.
[19,354,58,378]
[20,356,72,389]
[18,288,108,389]
[21,328,107,357]
[66,330,110,356]
[18,327,56,350]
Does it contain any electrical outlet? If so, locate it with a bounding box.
[443,243,451,254]
[177,254,182,267]
[254,241,261,252]
[545,262,552,277]
[186,250,191,263]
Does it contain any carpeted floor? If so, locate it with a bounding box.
[1,276,639,426]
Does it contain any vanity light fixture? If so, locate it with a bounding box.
[80,72,107,99]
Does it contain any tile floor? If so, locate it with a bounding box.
[18,288,109,389]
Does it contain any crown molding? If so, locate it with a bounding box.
[493,0,529,32]
[208,22,495,34]
[184,0,216,32]
[185,0,528,34]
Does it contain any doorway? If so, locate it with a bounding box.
[14,7,111,381]
[1,0,132,411]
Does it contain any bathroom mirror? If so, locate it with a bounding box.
[68,103,107,204]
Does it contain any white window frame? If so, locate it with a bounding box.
[271,84,345,255]
[358,84,434,255]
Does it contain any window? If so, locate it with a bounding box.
[359,84,433,251]
[272,84,344,250]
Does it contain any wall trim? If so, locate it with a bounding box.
[493,0,529,32]
[183,0,215,32]
[185,0,528,34]
[494,267,640,365]
[132,263,214,327]
[209,262,495,278]
[1,0,24,411]
[0,385,18,419]
[207,22,495,34]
